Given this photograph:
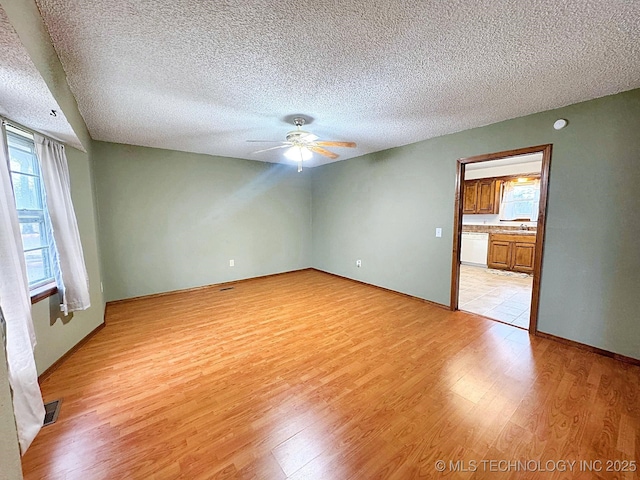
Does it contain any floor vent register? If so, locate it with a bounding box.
[43,399,61,426]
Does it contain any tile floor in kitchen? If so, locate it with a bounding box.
[458,264,533,329]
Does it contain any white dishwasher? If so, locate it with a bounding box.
[461,232,489,267]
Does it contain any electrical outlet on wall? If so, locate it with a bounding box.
[356,259,362,267]
[229,259,234,267]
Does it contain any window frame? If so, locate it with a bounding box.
[499,178,541,222]
[5,124,58,303]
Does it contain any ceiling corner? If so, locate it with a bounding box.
[0,0,91,151]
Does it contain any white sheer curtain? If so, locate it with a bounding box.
[35,135,90,314]
[499,179,540,221]
[0,123,45,453]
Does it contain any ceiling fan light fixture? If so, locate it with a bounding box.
[248,115,356,171]
[284,145,312,162]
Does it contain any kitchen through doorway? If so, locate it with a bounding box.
[450,145,551,334]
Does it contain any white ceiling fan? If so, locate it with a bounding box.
[248,117,356,172]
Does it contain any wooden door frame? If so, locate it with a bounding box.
[450,144,552,335]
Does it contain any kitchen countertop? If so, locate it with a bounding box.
[491,230,536,235]
[462,225,537,235]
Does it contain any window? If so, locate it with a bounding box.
[6,126,55,289]
[499,178,540,221]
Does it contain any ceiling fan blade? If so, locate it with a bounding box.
[315,141,356,148]
[309,146,339,160]
[252,144,291,154]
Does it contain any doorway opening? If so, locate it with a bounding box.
[450,145,552,334]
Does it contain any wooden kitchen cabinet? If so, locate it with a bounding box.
[462,180,479,214]
[477,179,499,213]
[463,179,500,214]
[512,242,536,272]
[488,233,536,273]
[487,239,511,269]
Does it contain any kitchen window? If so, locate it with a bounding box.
[499,178,540,221]
[5,125,56,291]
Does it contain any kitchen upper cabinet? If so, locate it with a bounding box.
[463,181,479,214]
[463,179,500,214]
[477,179,499,213]
[488,233,536,273]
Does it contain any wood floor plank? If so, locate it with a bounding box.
[21,270,640,479]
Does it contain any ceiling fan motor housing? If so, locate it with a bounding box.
[286,130,312,143]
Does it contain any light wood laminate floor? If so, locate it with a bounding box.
[23,270,639,479]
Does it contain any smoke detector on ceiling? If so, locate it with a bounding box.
[553,119,568,130]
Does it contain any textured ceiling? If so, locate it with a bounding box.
[34,0,640,167]
[0,7,81,149]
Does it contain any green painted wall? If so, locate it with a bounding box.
[92,142,312,302]
[31,146,105,375]
[312,89,640,360]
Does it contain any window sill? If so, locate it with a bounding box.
[31,283,58,305]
